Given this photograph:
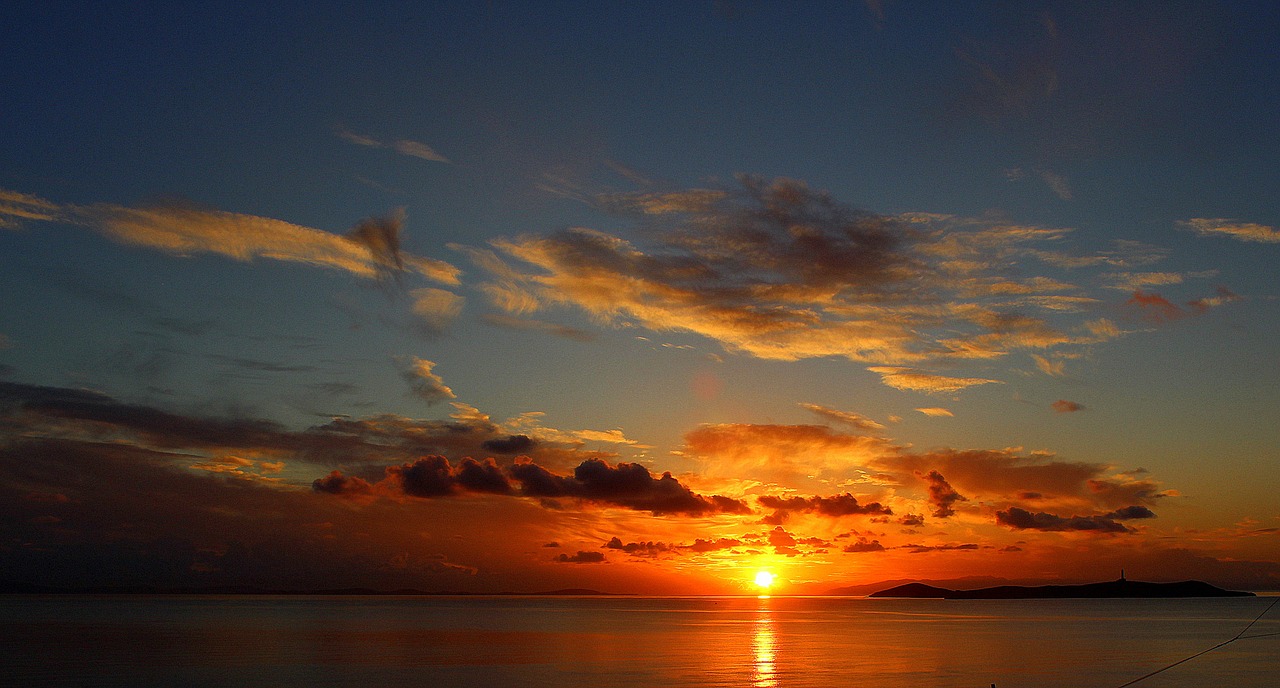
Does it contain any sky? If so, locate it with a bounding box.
[2,1,1279,595]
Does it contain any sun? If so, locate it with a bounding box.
[754,570,776,590]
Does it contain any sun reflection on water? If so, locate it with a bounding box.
[753,598,776,687]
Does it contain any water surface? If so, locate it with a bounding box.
[1,595,1276,687]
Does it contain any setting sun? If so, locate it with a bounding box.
[754,571,776,590]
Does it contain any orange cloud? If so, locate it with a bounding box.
[1182,218,1280,243]
[468,177,1137,391]
[1051,399,1084,413]
[866,366,1001,393]
[0,188,461,284]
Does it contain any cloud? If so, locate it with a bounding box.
[758,493,892,523]
[482,435,536,454]
[401,358,456,405]
[574,429,639,445]
[681,537,745,553]
[1051,399,1084,413]
[555,551,606,564]
[1126,290,1184,323]
[0,189,461,284]
[1105,505,1156,520]
[509,457,751,516]
[472,177,1124,389]
[392,140,450,163]
[799,403,886,432]
[0,189,60,227]
[1038,169,1072,200]
[919,470,967,518]
[1187,286,1241,312]
[336,128,381,147]
[902,543,981,554]
[1032,354,1066,377]
[0,380,611,475]
[995,507,1135,533]
[410,288,465,333]
[1105,271,1186,291]
[1182,218,1280,243]
[680,422,893,483]
[843,537,886,553]
[604,537,670,557]
[481,314,596,342]
[388,456,513,497]
[337,129,450,163]
[312,470,375,497]
[866,367,1001,393]
[915,407,954,417]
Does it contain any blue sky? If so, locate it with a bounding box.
[2,1,1279,593]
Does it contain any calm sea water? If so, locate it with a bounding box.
[1,595,1276,687]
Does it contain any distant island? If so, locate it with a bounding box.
[870,576,1254,599]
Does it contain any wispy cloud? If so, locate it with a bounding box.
[1051,399,1084,413]
[392,139,450,163]
[1182,218,1280,243]
[915,407,954,417]
[337,128,451,163]
[400,357,456,405]
[867,366,1001,393]
[471,176,1136,392]
[800,403,886,432]
[0,189,461,285]
[480,314,596,342]
[410,288,465,333]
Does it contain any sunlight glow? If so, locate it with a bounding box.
[754,570,775,590]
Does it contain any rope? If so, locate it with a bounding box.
[1113,596,1280,688]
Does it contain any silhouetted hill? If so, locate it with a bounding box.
[827,576,1013,596]
[871,578,1253,599]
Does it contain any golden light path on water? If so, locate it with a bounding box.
[754,596,777,688]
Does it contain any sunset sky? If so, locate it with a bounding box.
[3,1,1279,595]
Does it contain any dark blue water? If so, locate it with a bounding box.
[1,595,1275,687]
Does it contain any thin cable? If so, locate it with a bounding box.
[1114,597,1280,688]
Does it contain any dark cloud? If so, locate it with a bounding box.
[347,208,406,276]
[0,437,488,591]
[454,457,514,495]
[387,456,458,497]
[511,457,751,516]
[321,454,748,517]
[919,470,967,518]
[0,381,295,451]
[681,537,744,553]
[898,514,925,527]
[758,493,893,523]
[0,380,609,472]
[555,551,606,564]
[311,470,374,497]
[207,354,319,374]
[996,507,1130,533]
[1051,399,1085,413]
[902,543,982,553]
[1104,505,1157,520]
[603,537,670,557]
[843,537,886,553]
[482,434,536,454]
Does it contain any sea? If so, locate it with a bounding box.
[1,594,1276,688]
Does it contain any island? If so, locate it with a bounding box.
[870,576,1254,599]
